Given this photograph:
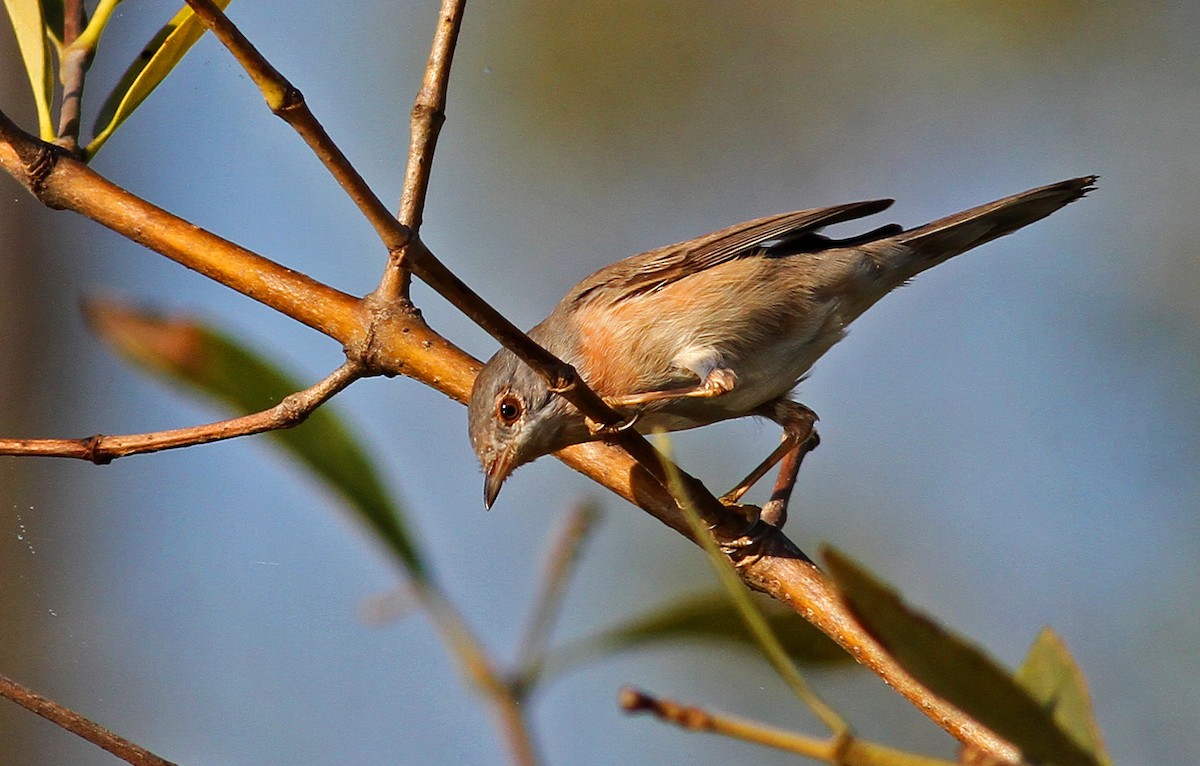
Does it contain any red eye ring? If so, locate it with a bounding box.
[496,394,522,425]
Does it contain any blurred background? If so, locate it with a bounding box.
[1,1,1197,763]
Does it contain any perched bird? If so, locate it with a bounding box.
[468,176,1096,523]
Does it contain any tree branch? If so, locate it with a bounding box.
[376,0,467,301]
[0,109,363,341]
[416,583,543,766]
[53,0,87,155]
[0,672,179,766]
[0,361,363,462]
[619,687,961,766]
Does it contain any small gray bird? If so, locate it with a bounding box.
[468,177,1095,522]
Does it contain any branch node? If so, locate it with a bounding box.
[81,434,112,465]
[27,144,61,197]
[274,85,306,116]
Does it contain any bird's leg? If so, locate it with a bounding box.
[603,366,737,409]
[719,399,819,529]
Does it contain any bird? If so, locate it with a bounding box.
[468,176,1096,524]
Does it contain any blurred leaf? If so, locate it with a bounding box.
[84,297,426,580]
[3,0,56,139]
[87,0,233,158]
[823,548,1101,766]
[1016,628,1113,766]
[543,590,852,681]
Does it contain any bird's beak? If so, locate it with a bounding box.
[484,452,515,510]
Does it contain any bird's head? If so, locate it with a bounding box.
[467,348,580,508]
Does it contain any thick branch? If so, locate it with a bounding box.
[0,110,362,341]
[0,673,178,766]
[0,362,362,462]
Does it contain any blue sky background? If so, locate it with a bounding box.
[2,2,1198,764]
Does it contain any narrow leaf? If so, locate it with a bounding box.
[87,0,233,157]
[823,548,1101,766]
[2,0,56,139]
[1016,628,1113,766]
[544,590,852,680]
[84,298,426,579]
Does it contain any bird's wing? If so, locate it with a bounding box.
[566,199,896,305]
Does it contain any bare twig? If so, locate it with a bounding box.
[377,0,467,301]
[0,672,179,766]
[619,687,959,766]
[181,0,412,255]
[513,503,601,691]
[0,361,363,462]
[415,584,543,766]
[54,0,87,155]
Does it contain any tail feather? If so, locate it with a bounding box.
[895,175,1097,274]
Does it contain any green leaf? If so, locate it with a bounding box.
[2,0,56,139]
[1016,628,1114,766]
[87,0,233,158]
[543,590,852,680]
[823,548,1102,766]
[84,298,426,580]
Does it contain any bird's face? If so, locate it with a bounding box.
[467,349,578,508]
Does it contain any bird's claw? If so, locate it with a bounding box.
[585,412,640,437]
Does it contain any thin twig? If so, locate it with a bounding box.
[513,503,601,692]
[54,0,87,155]
[0,361,363,462]
[415,583,543,766]
[619,687,959,766]
[181,0,411,254]
[377,0,467,301]
[0,672,179,766]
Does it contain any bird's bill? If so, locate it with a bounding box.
[483,453,515,509]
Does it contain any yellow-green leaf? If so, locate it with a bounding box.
[84,297,426,579]
[1016,628,1114,766]
[2,0,56,139]
[87,0,233,158]
[823,548,1102,766]
[542,590,852,681]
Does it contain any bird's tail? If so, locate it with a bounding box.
[891,175,1097,278]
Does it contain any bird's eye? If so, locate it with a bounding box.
[496,394,523,425]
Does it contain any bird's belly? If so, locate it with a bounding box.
[634,335,833,433]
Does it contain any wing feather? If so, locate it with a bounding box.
[567,198,894,305]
